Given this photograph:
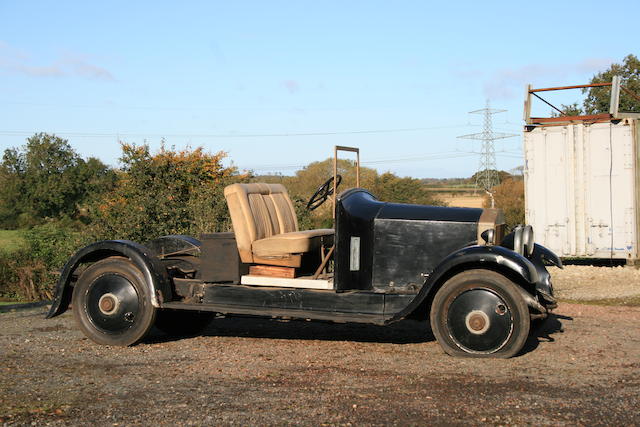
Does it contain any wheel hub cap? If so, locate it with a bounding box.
[86,274,140,334]
[447,288,514,353]
[98,293,119,315]
[465,310,490,334]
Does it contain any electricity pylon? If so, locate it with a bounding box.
[458,100,517,206]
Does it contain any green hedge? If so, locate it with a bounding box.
[0,223,92,301]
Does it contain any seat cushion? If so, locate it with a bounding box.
[252,229,334,258]
[224,182,299,263]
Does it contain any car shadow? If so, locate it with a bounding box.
[145,312,573,354]
[519,312,572,356]
[145,315,435,345]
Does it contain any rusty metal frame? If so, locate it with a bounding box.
[530,82,612,93]
[524,77,640,126]
[333,146,360,217]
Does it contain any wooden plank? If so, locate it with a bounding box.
[240,275,332,290]
[249,265,296,278]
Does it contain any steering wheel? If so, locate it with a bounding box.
[306,175,342,211]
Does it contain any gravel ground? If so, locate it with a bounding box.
[550,265,640,301]
[1,266,639,426]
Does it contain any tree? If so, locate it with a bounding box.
[92,143,245,241]
[552,102,583,117]
[370,172,442,205]
[555,55,640,116]
[255,158,444,228]
[469,170,512,186]
[0,133,114,227]
[583,54,640,114]
[280,158,377,199]
[484,178,524,231]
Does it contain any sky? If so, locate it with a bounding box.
[0,1,638,178]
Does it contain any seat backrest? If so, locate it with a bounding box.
[224,183,299,262]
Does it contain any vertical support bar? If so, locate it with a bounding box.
[633,120,640,264]
[524,84,532,124]
[333,146,361,219]
[333,146,338,219]
[356,150,360,187]
[610,75,621,119]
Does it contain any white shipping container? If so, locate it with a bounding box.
[524,119,640,261]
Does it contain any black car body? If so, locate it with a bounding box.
[48,182,560,358]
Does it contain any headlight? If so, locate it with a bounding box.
[513,225,524,255]
[481,228,495,245]
[512,225,534,257]
[522,225,534,257]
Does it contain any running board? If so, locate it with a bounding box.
[161,302,385,325]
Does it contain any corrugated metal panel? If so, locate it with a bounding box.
[524,120,638,260]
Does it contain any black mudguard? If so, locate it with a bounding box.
[389,245,540,322]
[46,240,172,318]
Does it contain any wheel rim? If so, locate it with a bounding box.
[85,273,140,334]
[446,288,514,353]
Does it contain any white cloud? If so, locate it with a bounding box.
[482,57,613,99]
[282,79,300,94]
[59,51,115,81]
[0,41,115,81]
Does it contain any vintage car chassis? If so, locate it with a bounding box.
[47,181,561,359]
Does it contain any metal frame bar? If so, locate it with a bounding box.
[530,82,612,93]
[621,86,640,104]
[332,146,360,218]
[523,78,640,125]
[528,113,611,124]
[531,92,565,116]
[610,75,621,118]
[634,120,640,264]
[313,245,335,279]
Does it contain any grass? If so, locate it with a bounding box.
[0,301,20,306]
[424,186,478,193]
[0,229,27,253]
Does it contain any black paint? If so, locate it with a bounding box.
[199,233,245,283]
[372,219,476,292]
[334,188,482,292]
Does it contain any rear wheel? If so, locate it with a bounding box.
[154,309,214,337]
[430,269,530,358]
[72,257,156,346]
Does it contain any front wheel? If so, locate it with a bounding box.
[72,257,156,346]
[430,269,530,358]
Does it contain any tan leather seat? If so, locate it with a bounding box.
[224,183,334,267]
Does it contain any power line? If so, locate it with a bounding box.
[364,152,475,165]
[4,102,473,114]
[0,124,474,140]
[246,151,478,171]
[495,153,523,159]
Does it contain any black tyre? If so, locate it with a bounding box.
[72,257,156,346]
[430,269,530,358]
[154,309,214,337]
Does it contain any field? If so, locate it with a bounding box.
[428,186,485,208]
[437,193,485,208]
[0,230,27,303]
[0,229,26,253]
